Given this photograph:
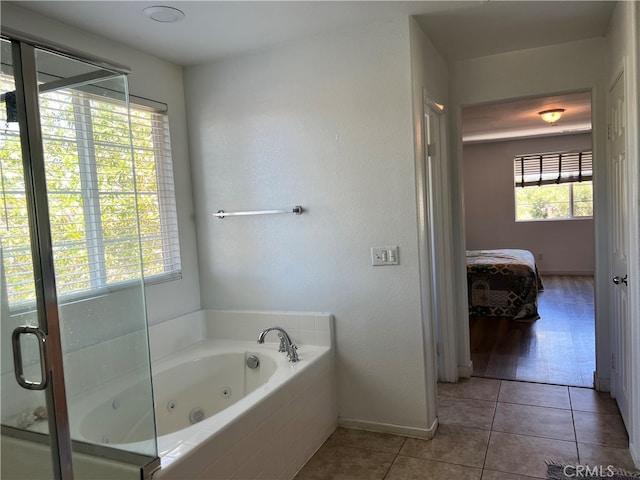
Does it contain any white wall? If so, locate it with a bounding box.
[185,16,436,434]
[449,36,609,381]
[1,3,200,326]
[463,133,595,275]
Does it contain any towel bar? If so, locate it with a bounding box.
[214,206,303,218]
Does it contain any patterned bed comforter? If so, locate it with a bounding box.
[466,249,543,322]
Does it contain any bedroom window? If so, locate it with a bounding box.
[1,75,181,308]
[514,150,593,221]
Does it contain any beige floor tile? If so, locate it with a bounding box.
[484,431,578,478]
[400,424,490,468]
[481,470,540,480]
[325,427,406,454]
[492,402,575,441]
[385,455,482,480]
[569,387,620,414]
[437,396,496,430]
[498,381,570,409]
[293,443,394,479]
[573,411,629,448]
[577,443,639,473]
[437,377,501,401]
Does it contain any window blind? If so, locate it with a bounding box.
[1,74,181,308]
[514,150,593,188]
[130,104,182,281]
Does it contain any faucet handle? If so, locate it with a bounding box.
[287,344,299,363]
[277,333,287,352]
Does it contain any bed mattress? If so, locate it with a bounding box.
[466,248,543,322]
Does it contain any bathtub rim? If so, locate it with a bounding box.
[155,340,331,463]
[67,339,331,464]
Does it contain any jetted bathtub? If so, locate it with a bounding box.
[78,338,336,479]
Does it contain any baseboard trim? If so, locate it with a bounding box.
[338,417,438,440]
[458,362,473,378]
[630,440,640,469]
[593,371,610,392]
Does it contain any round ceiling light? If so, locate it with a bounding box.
[538,108,565,125]
[143,6,185,23]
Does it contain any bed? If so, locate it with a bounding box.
[466,249,543,322]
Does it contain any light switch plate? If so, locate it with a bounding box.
[371,246,399,266]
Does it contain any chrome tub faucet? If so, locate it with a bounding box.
[257,326,299,362]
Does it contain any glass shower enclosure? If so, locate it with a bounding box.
[1,33,159,479]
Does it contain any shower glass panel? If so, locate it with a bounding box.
[32,47,158,455]
[1,36,158,478]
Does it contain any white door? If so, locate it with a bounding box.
[608,68,630,429]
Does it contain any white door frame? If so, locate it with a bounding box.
[421,91,459,383]
[450,89,606,390]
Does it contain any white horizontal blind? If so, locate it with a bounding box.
[130,105,181,281]
[514,150,593,188]
[1,75,37,305]
[1,74,181,308]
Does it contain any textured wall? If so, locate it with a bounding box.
[185,17,433,431]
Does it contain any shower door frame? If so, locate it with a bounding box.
[2,30,160,480]
[10,35,75,480]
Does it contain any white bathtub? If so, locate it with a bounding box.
[150,337,336,480]
[4,310,336,479]
[73,308,336,479]
[77,338,334,478]
[78,342,283,445]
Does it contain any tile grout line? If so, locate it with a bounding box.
[381,436,407,480]
[480,379,502,475]
[568,385,581,464]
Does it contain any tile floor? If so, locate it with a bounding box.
[294,378,638,479]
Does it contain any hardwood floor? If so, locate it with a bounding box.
[470,275,595,387]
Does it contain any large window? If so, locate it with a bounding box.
[1,76,181,308]
[514,150,593,221]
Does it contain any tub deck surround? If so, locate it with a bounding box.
[148,309,333,362]
[204,310,333,349]
[148,310,336,479]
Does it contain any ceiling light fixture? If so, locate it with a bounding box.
[143,6,185,23]
[538,108,565,125]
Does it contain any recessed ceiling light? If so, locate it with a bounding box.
[143,6,185,23]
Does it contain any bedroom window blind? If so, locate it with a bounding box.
[1,73,181,308]
[514,150,593,188]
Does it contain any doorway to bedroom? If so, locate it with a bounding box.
[461,92,595,388]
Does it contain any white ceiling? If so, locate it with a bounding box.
[415,1,615,61]
[462,91,593,143]
[11,1,615,66]
[8,1,467,65]
[9,1,611,141]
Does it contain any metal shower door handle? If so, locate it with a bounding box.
[612,275,628,286]
[11,326,49,390]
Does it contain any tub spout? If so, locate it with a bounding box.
[257,327,299,362]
